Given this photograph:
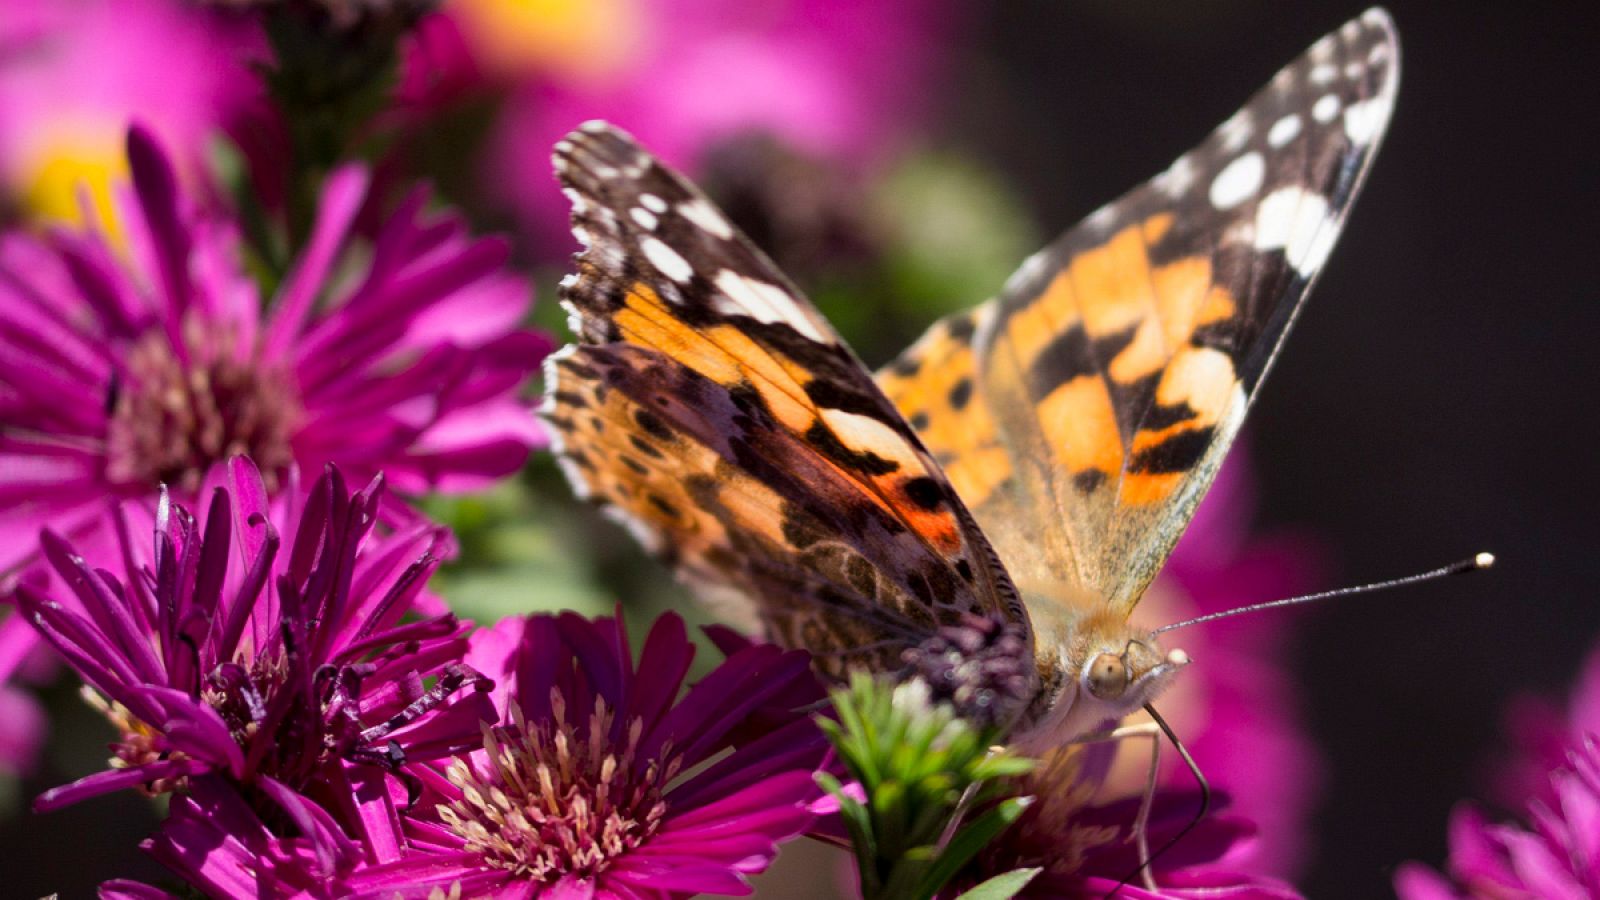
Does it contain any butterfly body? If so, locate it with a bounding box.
[543,9,1398,744]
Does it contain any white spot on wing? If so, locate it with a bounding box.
[1084,203,1117,230]
[1154,154,1197,197]
[1254,186,1340,275]
[1312,94,1341,123]
[713,269,829,342]
[818,408,918,469]
[602,505,664,554]
[639,193,668,213]
[1218,109,1254,152]
[540,346,593,500]
[1209,151,1264,210]
[1004,248,1052,295]
[1268,114,1302,148]
[1310,63,1337,85]
[1343,92,1393,145]
[641,237,694,284]
[676,197,734,240]
[630,207,658,230]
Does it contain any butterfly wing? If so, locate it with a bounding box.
[881,10,1399,613]
[544,123,1027,675]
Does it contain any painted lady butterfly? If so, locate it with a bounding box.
[542,9,1397,748]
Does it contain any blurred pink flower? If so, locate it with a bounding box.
[1490,637,1600,813]
[1395,736,1600,899]
[0,125,545,769]
[0,0,262,235]
[401,0,949,248]
[0,680,44,776]
[956,742,1301,899]
[0,125,547,578]
[1395,638,1600,899]
[1101,448,1326,879]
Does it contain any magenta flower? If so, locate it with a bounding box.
[13,457,494,820]
[342,610,829,898]
[1395,736,1600,899]
[100,776,373,900]
[960,743,1300,899]
[1112,449,1326,877]
[0,124,547,576]
[1396,639,1600,899]
[402,0,951,248]
[1490,638,1600,814]
[0,0,262,232]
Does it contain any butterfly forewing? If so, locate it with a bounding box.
[545,123,1028,675]
[884,10,1399,615]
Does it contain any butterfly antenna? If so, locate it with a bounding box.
[1108,704,1210,898]
[1152,552,1495,636]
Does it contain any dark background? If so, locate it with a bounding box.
[954,1,1598,894]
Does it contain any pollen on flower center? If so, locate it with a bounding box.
[105,328,300,492]
[440,689,677,882]
[82,687,192,795]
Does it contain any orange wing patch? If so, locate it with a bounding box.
[877,306,1012,511]
[1000,216,1238,509]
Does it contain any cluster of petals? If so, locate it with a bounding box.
[341,613,830,899]
[14,457,493,821]
[1397,640,1600,899]
[0,123,547,761]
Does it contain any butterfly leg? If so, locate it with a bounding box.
[1070,721,1164,891]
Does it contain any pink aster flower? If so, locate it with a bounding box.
[1395,639,1600,899]
[401,0,950,248]
[0,0,262,234]
[0,124,547,576]
[1395,736,1600,900]
[14,457,495,822]
[958,742,1301,899]
[342,610,830,899]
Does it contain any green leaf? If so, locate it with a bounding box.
[817,771,882,896]
[911,796,1035,900]
[950,867,1043,900]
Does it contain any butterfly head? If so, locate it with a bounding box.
[1017,601,1192,750]
[1083,636,1190,706]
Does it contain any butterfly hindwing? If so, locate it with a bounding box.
[546,123,1029,673]
[882,10,1399,613]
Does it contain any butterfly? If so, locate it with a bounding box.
[541,9,1397,748]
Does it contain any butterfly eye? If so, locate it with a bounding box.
[1086,653,1129,700]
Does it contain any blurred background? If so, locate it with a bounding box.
[2,0,1596,896]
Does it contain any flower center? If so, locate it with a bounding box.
[105,326,300,493]
[440,690,677,882]
[83,687,192,796]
